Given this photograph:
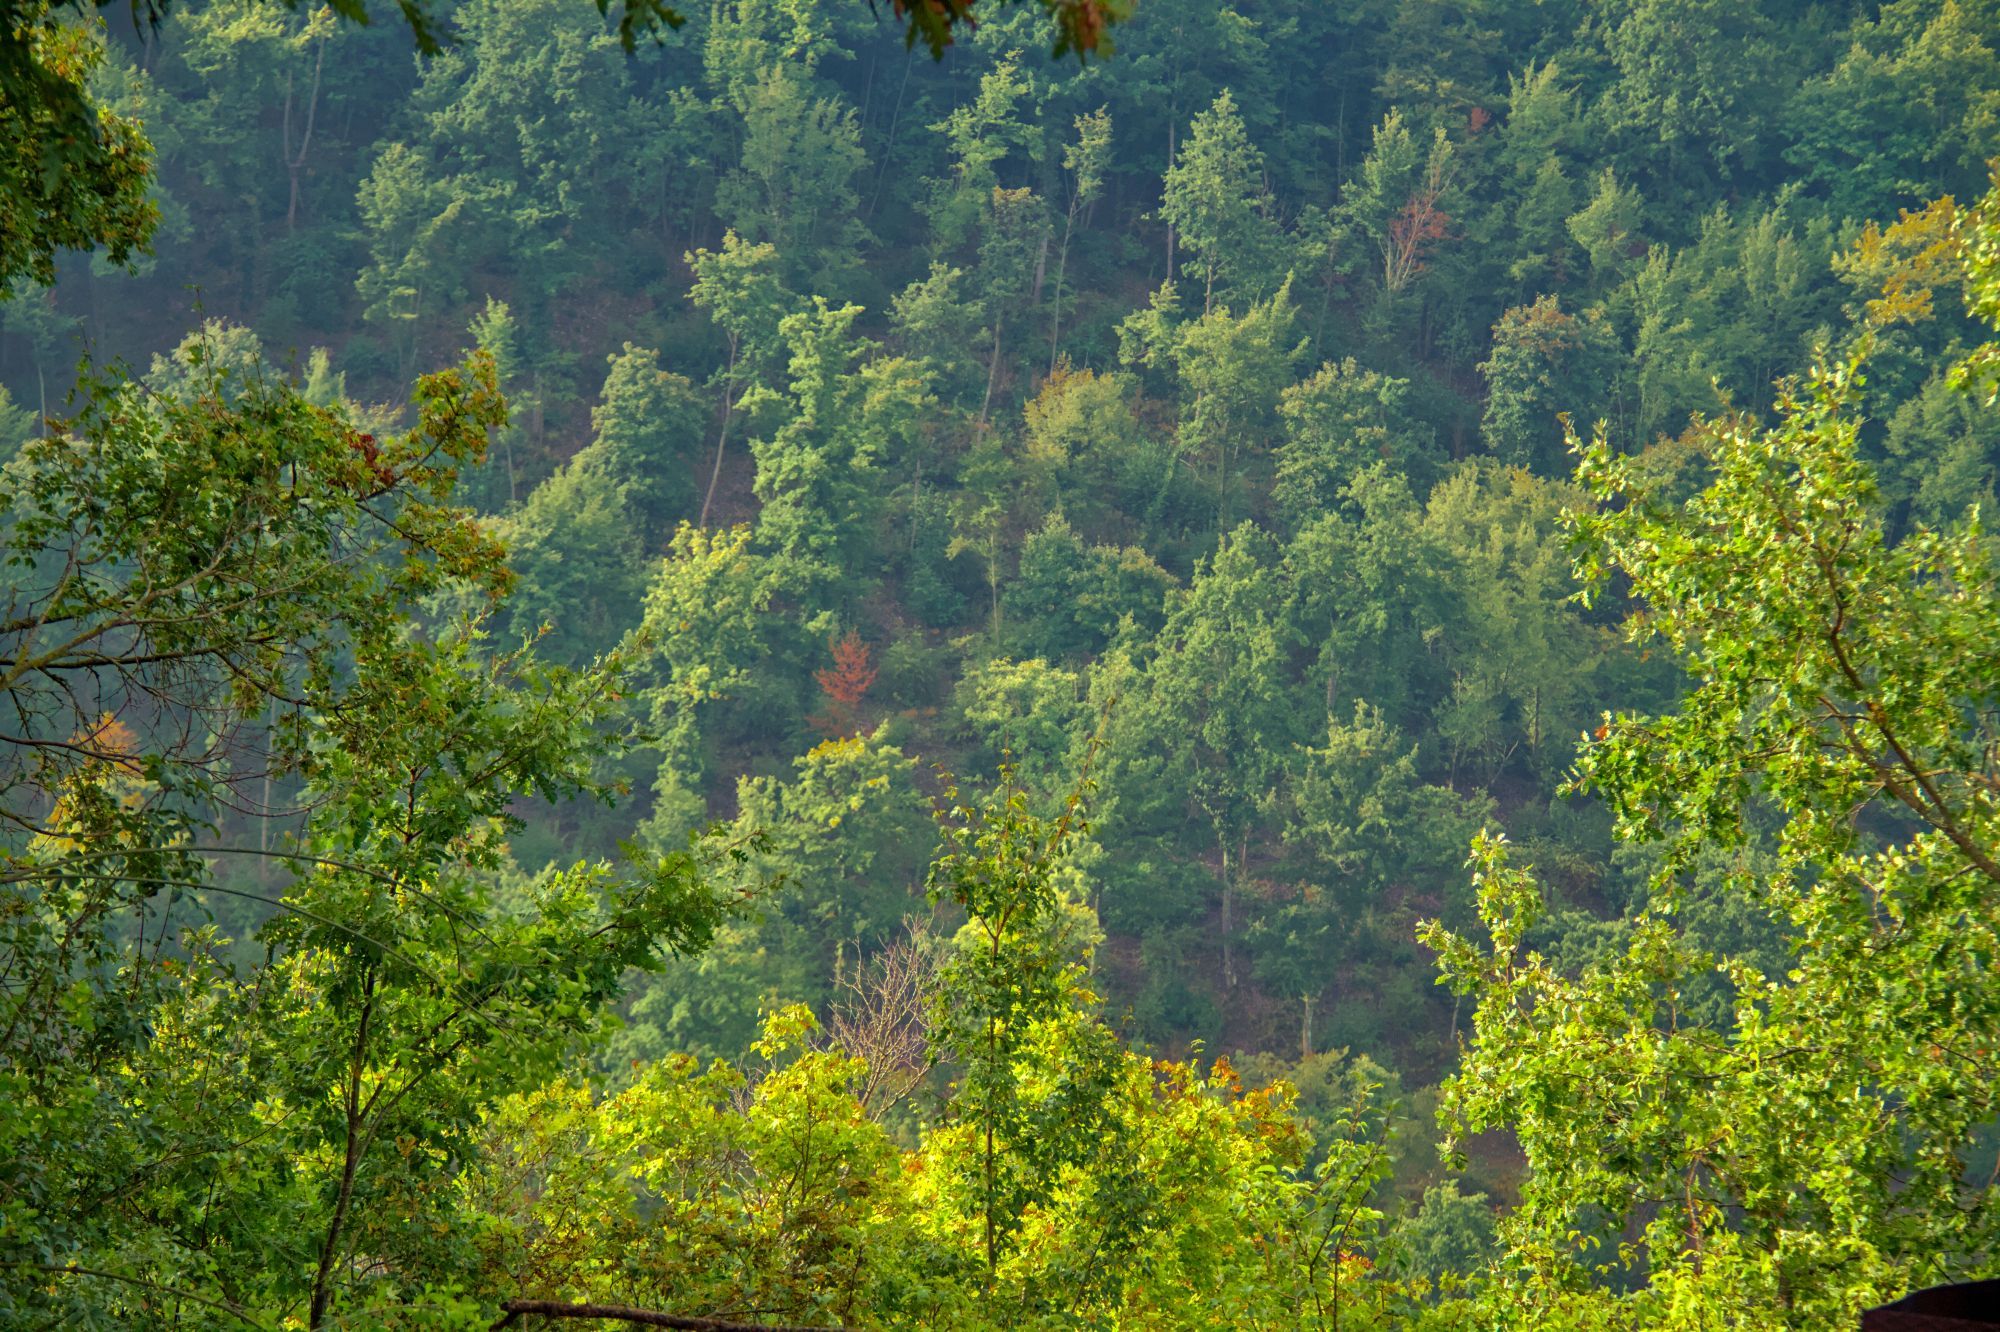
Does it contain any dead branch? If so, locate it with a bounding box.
[490,1300,844,1331]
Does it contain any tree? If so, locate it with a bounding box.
[356,0,638,348]
[1275,358,1435,526]
[0,5,153,290]
[0,339,728,1327]
[949,427,1055,636]
[0,384,33,461]
[1020,363,1193,549]
[468,1006,914,1325]
[1159,88,1282,314]
[715,66,868,290]
[1565,166,1646,294]
[923,767,1121,1288]
[584,342,707,547]
[1494,61,1583,292]
[1783,0,2000,225]
[1257,700,1488,1058]
[1387,1182,1498,1300]
[972,184,1050,424]
[616,729,936,1051]
[466,777,1397,1331]
[1418,461,1618,785]
[812,627,878,736]
[1002,512,1174,661]
[165,0,343,234]
[1478,295,1620,473]
[889,262,987,411]
[744,298,931,601]
[1047,106,1110,372]
[1164,277,1306,534]
[627,523,791,841]
[1113,527,1302,992]
[1,0,1123,294]
[926,51,1039,253]
[955,655,1087,789]
[1425,183,2000,1328]
[687,230,795,529]
[0,281,79,425]
[1592,0,1791,190]
[1341,109,1458,301]
[493,460,648,665]
[738,731,931,952]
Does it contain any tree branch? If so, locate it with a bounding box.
[490,1301,844,1331]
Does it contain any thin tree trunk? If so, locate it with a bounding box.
[983,928,1002,1286]
[1219,835,1233,990]
[867,55,914,222]
[1049,201,1077,375]
[1216,427,1230,537]
[698,336,740,529]
[283,32,327,233]
[857,51,877,126]
[260,696,276,886]
[529,368,545,460]
[979,310,1004,425]
[310,967,375,1329]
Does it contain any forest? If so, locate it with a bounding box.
[3,0,2000,1325]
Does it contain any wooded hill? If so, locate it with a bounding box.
[3,0,2000,1325]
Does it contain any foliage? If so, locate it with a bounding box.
[1424,178,2000,1328]
[0,6,154,289]
[0,341,731,1327]
[14,1,2000,1324]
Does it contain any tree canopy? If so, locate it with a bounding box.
[7,0,2000,1324]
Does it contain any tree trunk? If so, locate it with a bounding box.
[310,967,376,1329]
[979,310,1004,426]
[698,336,740,529]
[1219,836,1234,990]
[1049,202,1076,375]
[867,56,914,222]
[283,33,327,233]
[1216,426,1230,538]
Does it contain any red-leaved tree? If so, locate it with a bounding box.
[812,629,878,737]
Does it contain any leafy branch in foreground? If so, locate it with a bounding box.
[1423,176,2000,1330]
[0,338,734,1328]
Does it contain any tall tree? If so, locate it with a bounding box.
[583,342,707,548]
[1159,88,1281,314]
[1427,184,2000,1329]
[0,341,726,1327]
[1046,105,1110,372]
[687,230,795,529]
[744,298,931,601]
